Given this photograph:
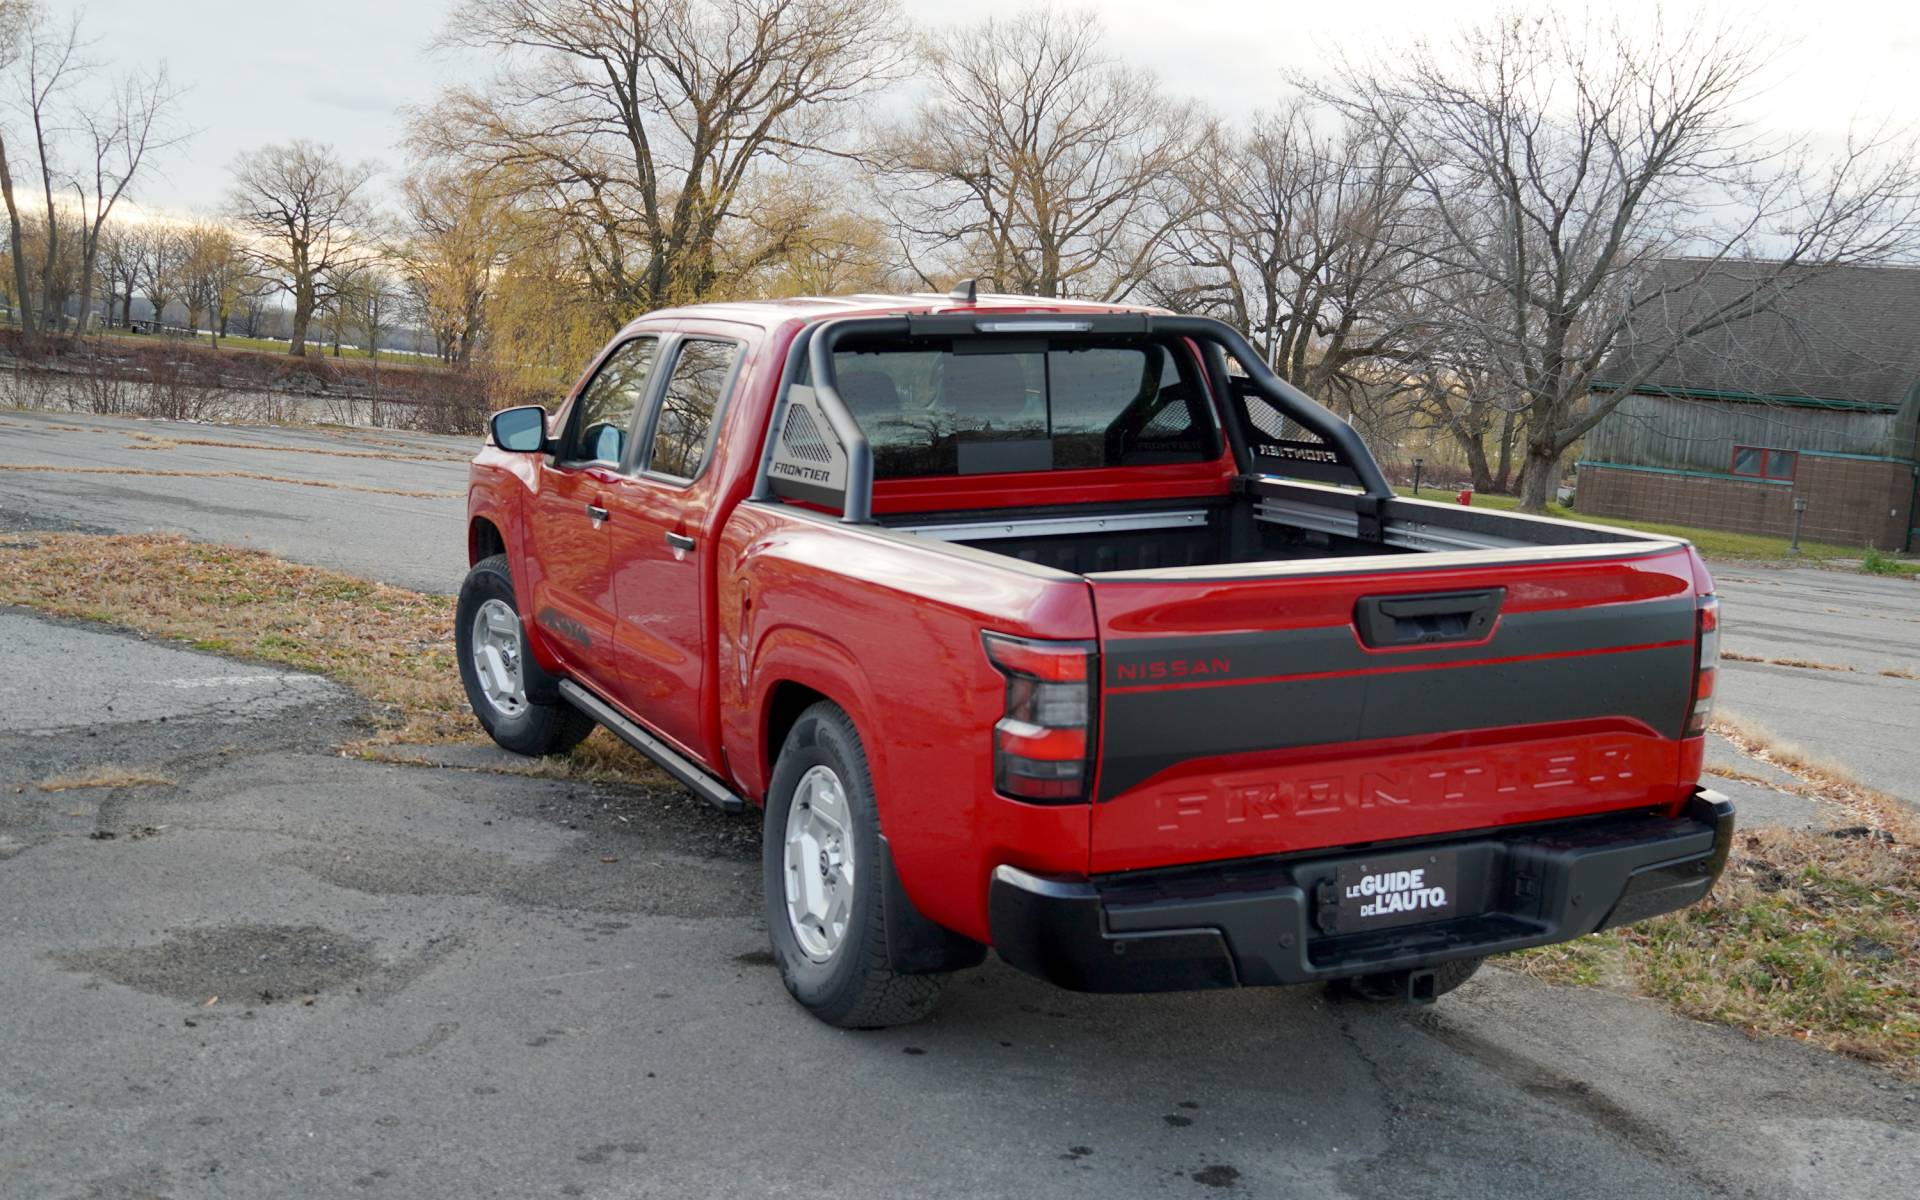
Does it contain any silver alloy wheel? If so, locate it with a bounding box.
[784,764,856,963]
[470,598,529,719]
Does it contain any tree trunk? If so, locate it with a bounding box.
[75,258,98,336]
[1492,408,1517,493]
[1451,426,1495,494]
[289,286,313,357]
[0,135,36,339]
[1517,442,1560,513]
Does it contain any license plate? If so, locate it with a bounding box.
[1329,849,1460,932]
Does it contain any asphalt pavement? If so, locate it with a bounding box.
[3,609,1914,1200]
[4,404,1920,1197]
[0,409,471,592]
[1710,566,1920,806]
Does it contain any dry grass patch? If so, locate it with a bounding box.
[127,432,462,463]
[37,767,174,791]
[0,463,456,500]
[0,533,665,787]
[1719,649,1856,673]
[1510,717,1920,1075]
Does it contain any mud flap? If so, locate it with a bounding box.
[880,836,988,975]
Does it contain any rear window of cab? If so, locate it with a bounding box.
[814,337,1222,478]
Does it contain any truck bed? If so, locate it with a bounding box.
[881,478,1703,875]
[890,478,1679,577]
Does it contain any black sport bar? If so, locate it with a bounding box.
[763,312,1394,525]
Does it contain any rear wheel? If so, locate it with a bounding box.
[762,701,946,1028]
[455,553,596,757]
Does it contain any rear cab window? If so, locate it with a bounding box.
[824,337,1221,478]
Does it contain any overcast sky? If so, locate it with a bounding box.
[74,0,1920,219]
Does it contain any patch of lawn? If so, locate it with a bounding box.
[1861,549,1920,578]
[93,325,440,367]
[1510,826,1919,1075]
[0,533,665,787]
[1508,720,1920,1077]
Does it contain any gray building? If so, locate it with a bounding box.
[1577,262,1920,550]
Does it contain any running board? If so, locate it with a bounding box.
[556,680,746,814]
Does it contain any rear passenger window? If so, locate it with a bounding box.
[648,339,739,481]
[568,337,659,465]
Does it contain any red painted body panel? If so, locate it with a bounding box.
[465,291,1713,950]
[1084,547,1706,873]
[715,502,1094,941]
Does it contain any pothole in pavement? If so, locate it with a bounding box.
[54,924,379,1004]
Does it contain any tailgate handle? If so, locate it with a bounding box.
[1354,588,1504,648]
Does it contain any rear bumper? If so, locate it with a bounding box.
[989,789,1734,993]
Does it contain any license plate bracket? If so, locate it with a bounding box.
[1323,849,1461,934]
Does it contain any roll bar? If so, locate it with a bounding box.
[755,312,1395,525]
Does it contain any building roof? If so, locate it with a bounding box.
[1594,260,1920,412]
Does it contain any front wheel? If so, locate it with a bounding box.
[762,701,947,1028]
[455,553,596,757]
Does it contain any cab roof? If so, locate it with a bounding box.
[626,291,1167,335]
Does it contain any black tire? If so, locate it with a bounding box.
[762,701,947,1028]
[455,553,596,757]
[1338,955,1486,1003]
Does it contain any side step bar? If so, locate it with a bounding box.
[556,679,746,814]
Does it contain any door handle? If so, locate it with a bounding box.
[585,503,610,523]
[664,531,696,553]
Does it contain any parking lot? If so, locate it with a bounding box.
[3,409,1917,1198]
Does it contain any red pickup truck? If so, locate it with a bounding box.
[458,288,1732,1027]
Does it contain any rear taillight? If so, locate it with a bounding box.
[1686,594,1718,737]
[983,632,1096,803]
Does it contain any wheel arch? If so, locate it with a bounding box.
[764,679,831,784]
[468,514,506,566]
[759,674,986,976]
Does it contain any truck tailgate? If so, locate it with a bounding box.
[1087,548,1703,874]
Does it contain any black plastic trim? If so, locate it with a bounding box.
[881,835,990,975]
[557,679,745,813]
[988,789,1734,993]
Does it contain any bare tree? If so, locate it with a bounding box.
[226,139,380,356]
[1324,11,1920,509]
[181,219,250,346]
[135,223,185,329]
[873,9,1202,299]
[0,0,33,333]
[70,63,183,332]
[350,265,401,361]
[95,216,142,325]
[414,0,904,318]
[397,166,511,368]
[20,5,81,331]
[1155,99,1438,413]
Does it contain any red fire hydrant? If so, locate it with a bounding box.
[1457,489,1473,506]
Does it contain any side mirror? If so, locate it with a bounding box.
[490,405,548,454]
